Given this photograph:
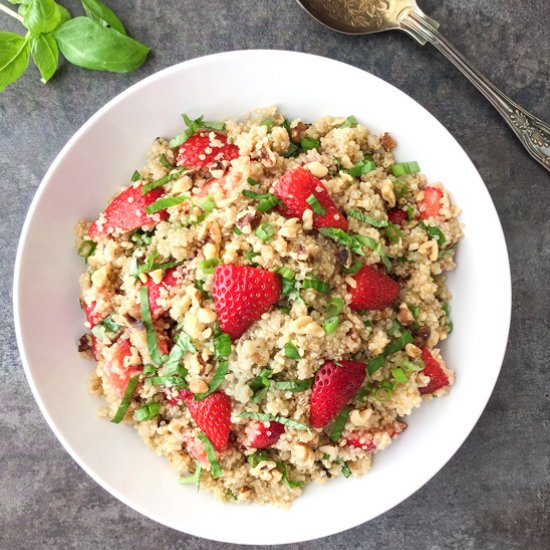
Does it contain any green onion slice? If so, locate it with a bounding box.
[256,222,275,241]
[197,432,222,479]
[247,177,258,186]
[145,195,190,215]
[238,412,311,431]
[131,170,141,182]
[348,158,376,178]
[273,378,313,392]
[180,460,202,490]
[302,277,330,294]
[111,374,140,424]
[438,243,457,259]
[283,341,300,359]
[391,367,408,384]
[306,194,326,215]
[241,190,281,213]
[401,359,425,372]
[194,360,229,400]
[384,330,413,355]
[330,406,351,443]
[134,402,161,422]
[391,161,420,177]
[198,195,216,213]
[78,240,96,259]
[139,286,162,365]
[275,266,295,281]
[337,457,352,478]
[300,136,320,151]
[367,355,386,376]
[404,205,415,220]
[199,258,221,274]
[327,297,345,316]
[323,316,340,335]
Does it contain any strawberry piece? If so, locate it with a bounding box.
[420,186,443,219]
[176,133,239,170]
[102,339,142,398]
[309,360,366,428]
[387,208,407,227]
[242,421,285,449]
[345,420,407,451]
[165,388,192,406]
[88,184,167,238]
[273,167,348,230]
[186,391,232,452]
[419,348,450,394]
[146,267,179,320]
[349,264,400,311]
[182,432,211,468]
[212,265,281,340]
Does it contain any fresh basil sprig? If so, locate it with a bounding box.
[0,0,149,92]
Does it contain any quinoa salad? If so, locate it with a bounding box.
[77,108,462,506]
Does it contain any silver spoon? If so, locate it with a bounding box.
[296,0,550,173]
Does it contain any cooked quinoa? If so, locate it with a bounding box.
[77,108,462,507]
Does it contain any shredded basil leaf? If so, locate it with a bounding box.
[131,170,141,182]
[194,360,229,401]
[347,208,388,228]
[139,285,162,365]
[306,194,326,215]
[300,136,320,151]
[338,458,352,478]
[392,161,420,177]
[283,341,300,359]
[141,168,186,194]
[279,462,305,488]
[330,406,351,443]
[134,402,161,422]
[419,221,446,246]
[238,412,310,431]
[340,115,357,128]
[169,114,226,148]
[111,374,140,424]
[197,432,222,479]
[198,195,216,213]
[249,368,272,403]
[348,158,376,178]
[273,378,313,392]
[159,154,173,169]
[180,460,202,491]
[145,195,190,215]
[148,375,186,388]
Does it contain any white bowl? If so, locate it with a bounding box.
[13,50,511,545]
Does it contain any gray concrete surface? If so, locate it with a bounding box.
[1,0,549,548]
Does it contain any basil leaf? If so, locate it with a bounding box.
[180,460,202,491]
[197,432,221,479]
[23,0,61,34]
[111,374,139,423]
[273,378,313,392]
[0,33,30,92]
[279,463,304,488]
[329,406,351,443]
[30,33,58,83]
[194,360,229,401]
[81,0,126,35]
[139,285,161,365]
[384,330,413,355]
[348,208,388,228]
[367,355,386,376]
[54,17,149,73]
[238,412,311,431]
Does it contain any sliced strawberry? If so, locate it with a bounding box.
[242,421,285,449]
[182,432,211,468]
[309,360,366,428]
[387,208,407,227]
[102,339,142,398]
[419,348,450,394]
[186,391,232,452]
[146,267,180,320]
[419,186,443,219]
[345,420,407,451]
[349,264,400,311]
[176,133,239,170]
[212,265,281,340]
[165,388,192,406]
[88,184,167,238]
[273,167,348,230]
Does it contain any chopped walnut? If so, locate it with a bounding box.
[379,132,397,151]
[290,121,307,144]
[236,211,262,231]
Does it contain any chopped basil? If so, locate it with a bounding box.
[391,161,420,177]
[225,488,237,500]
[256,222,275,241]
[247,177,258,186]
[302,277,330,294]
[244,251,258,264]
[353,234,392,270]
[283,341,300,360]
[347,208,388,228]
[78,240,96,259]
[275,266,295,281]
[169,114,226,148]
[148,375,186,388]
[90,315,121,343]
[340,115,357,128]
[141,168,186,194]
[367,355,386,376]
[384,223,403,244]
[242,190,282,213]
[197,432,222,479]
[180,460,202,490]
[164,332,196,375]
[438,243,457,259]
[198,195,216,213]
[401,359,425,372]
[111,374,140,424]
[300,136,320,151]
[356,383,373,402]
[419,221,446,246]
[391,367,408,384]
[281,142,299,158]
[327,297,344,316]
[393,180,409,200]
[249,368,272,403]
[194,279,212,299]
[281,276,297,296]
[238,412,311,431]
[134,402,161,422]
[199,258,221,274]
[348,158,376,178]
[342,260,363,275]
[318,228,365,256]
[273,378,313,392]
[259,118,276,128]
[194,360,229,401]
[280,463,304,488]
[139,286,162,365]
[323,316,340,335]
[145,195,190,215]
[213,330,231,359]
[247,451,271,467]
[131,170,141,182]
[408,304,420,319]
[338,458,352,478]
[306,194,326,215]
[159,154,173,169]
[385,330,413,355]
[329,406,351,443]
[404,205,415,221]
[142,364,157,377]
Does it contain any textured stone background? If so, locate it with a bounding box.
[1,0,549,548]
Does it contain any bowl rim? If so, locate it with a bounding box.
[13,49,512,544]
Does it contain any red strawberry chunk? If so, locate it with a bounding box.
[102,339,142,398]
[345,420,407,451]
[146,267,180,320]
[176,133,239,170]
[387,208,407,227]
[273,167,348,230]
[182,432,211,468]
[242,421,285,449]
[419,348,450,394]
[420,186,443,219]
[212,265,281,340]
[349,264,400,311]
[165,388,192,406]
[309,360,366,428]
[186,391,232,452]
[88,184,167,238]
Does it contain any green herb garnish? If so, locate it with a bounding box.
[342,260,363,275]
[273,378,313,392]
[131,170,141,182]
[419,221,446,246]
[198,195,216,213]
[283,341,300,360]
[256,222,275,242]
[391,367,408,384]
[340,115,357,128]
[111,374,140,423]
[280,462,304,488]
[302,277,330,294]
[180,460,202,491]
[238,412,311,431]
[300,136,320,151]
[391,161,420,177]
[323,316,339,335]
[197,432,222,479]
[78,240,96,259]
[194,360,229,401]
[169,114,225,148]
[159,153,173,170]
[148,375,186,388]
[338,458,352,478]
[145,195,189,215]
[199,258,221,274]
[247,177,258,186]
[348,158,376,178]
[329,406,351,443]
[347,208,388,228]
[90,314,120,343]
[306,194,326,216]
[139,285,161,365]
[213,330,231,359]
[384,223,403,244]
[133,402,160,422]
[241,190,281,213]
[249,368,272,403]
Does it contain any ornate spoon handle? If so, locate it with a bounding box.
[400,7,550,172]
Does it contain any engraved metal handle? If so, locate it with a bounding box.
[400,7,550,173]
